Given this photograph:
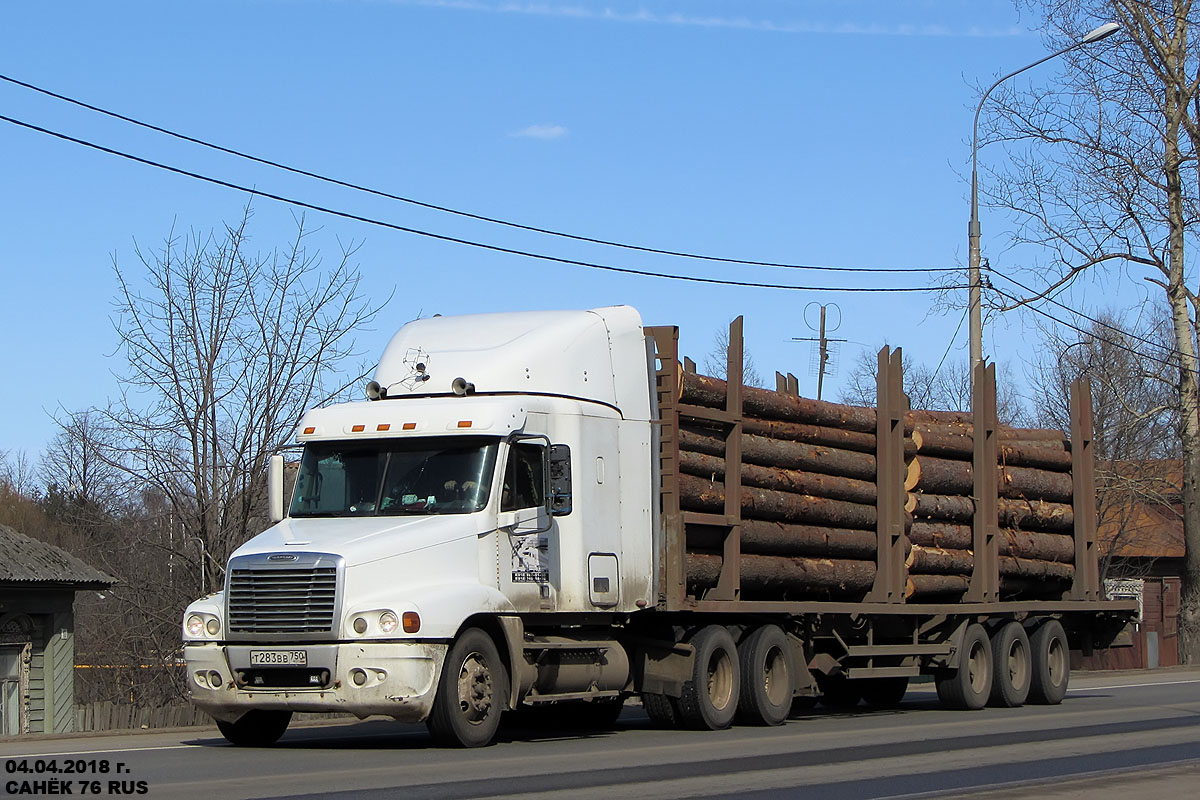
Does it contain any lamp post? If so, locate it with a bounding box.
[968,21,1119,383]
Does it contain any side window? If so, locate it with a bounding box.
[502,443,545,511]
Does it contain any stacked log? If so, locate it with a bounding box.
[674,371,1079,602]
[677,375,892,600]
[905,418,1076,600]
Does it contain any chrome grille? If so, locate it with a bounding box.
[227,555,340,635]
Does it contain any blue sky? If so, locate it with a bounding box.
[0,1,1101,459]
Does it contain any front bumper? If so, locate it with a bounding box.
[184,640,448,723]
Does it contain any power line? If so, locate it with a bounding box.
[931,307,969,380]
[0,111,964,294]
[990,286,1179,370]
[987,267,1174,357]
[0,71,960,276]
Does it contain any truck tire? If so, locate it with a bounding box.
[426,628,508,747]
[216,710,292,746]
[989,622,1032,707]
[642,692,681,728]
[860,677,909,709]
[935,623,992,710]
[1029,619,1070,705]
[677,626,740,730]
[735,625,792,726]
[817,676,862,709]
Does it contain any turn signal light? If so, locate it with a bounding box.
[402,612,421,633]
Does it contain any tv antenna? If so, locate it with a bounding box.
[792,303,846,400]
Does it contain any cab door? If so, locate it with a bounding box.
[499,439,556,611]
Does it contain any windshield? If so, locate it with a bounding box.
[290,436,499,517]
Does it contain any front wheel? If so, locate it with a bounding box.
[427,628,509,747]
[216,710,292,746]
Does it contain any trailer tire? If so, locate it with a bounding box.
[216,710,292,747]
[860,677,909,709]
[817,676,862,709]
[1029,619,1069,705]
[677,626,740,730]
[735,625,792,726]
[642,692,681,728]
[935,623,992,710]
[426,628,508,747]
[989,622,1032,707]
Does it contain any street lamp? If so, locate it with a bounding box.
[968,21,1119,382]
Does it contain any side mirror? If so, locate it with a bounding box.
[268,454,285,523]
[548,444,572,516]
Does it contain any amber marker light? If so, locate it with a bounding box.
[351,424,365,432]
[457,420,472,428]
[377,424,391,431]
[402,612,421,633]
[402,422,417,430]
[303,427,316,435]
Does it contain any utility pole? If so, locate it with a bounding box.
[793,303,846,401]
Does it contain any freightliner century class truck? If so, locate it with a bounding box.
[183,306,1135,747]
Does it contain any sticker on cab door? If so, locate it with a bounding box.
[511,536,549,583]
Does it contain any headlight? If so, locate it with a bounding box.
[186,615,205,638]
[379,611,399,634]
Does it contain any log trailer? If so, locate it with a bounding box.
[182,306,1135,747]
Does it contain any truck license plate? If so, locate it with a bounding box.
[249,649,307,666]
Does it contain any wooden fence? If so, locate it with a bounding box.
[75,701,211,732]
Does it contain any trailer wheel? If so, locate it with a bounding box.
[677,626,740,730]
[860,677,909,709]
[935,623,992,710]
[989,622,1031,707]
[642,692,681,728]
[817,676,862,709]
[735,625,792,726]
[216,710,292,746]
[426,628,508,747]
[1029,619,1070,705]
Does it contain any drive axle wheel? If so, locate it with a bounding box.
[935,623,992,710]
[427,628,508,747]
[736,625,793,726]
[989,622,1031,708]
[678,626,740,730]
[1029,619,1070,705]
[217,710,292,746]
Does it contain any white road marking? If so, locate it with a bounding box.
[0,744,199,758]
[1067,678,1200,692]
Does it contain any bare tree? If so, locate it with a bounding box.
[839,346,1028,423]
[96,208,382,590]
[702,323,765,388]
[1028,311,1181,580]
[983,0,1200,658]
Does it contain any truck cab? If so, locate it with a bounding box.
[183,306,656,746]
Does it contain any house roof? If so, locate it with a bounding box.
[0,523,116,588]
[1097,460,1185,559]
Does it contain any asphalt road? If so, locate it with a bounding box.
[2,668,1199,800]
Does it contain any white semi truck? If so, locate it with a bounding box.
[183,306,1133,747]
